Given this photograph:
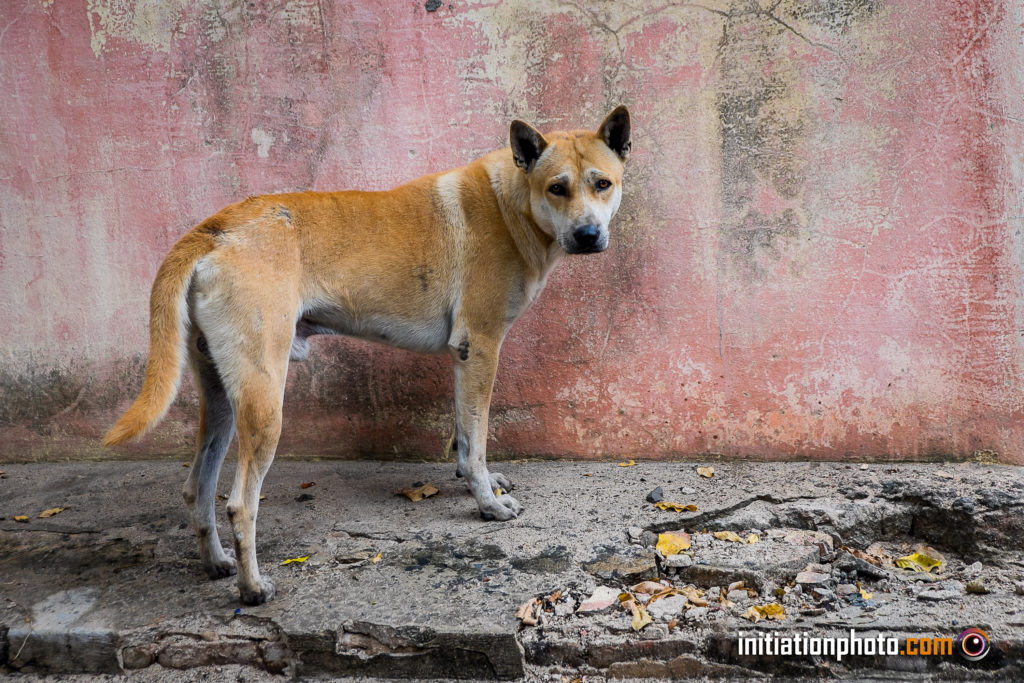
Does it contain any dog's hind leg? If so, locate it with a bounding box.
[182,336,237,580]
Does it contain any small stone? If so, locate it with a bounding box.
[965,579,988,595]
[664,554,693,568]
[684,606,709,622]
[639,624,669,640]
[583,552,658,583]
[295,493,314,502]
[647,594,688,621]
[965,561,983,578]
[796,571,829,585]
[554,601,575,617]
[707,587,720,601]
[627,526,644,542]
[935,470,954,479]
[725,589,748,604]
[836,583,858,597]
[1013,581,1024,596]
[809,587,836,603]
[918,589,960,601]
[577,586,620,613]
[646,486,664,503]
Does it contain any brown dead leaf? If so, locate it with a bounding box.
[370,552,383,564]
[679,586,707,606]
[516,598,540,626]
[38,507,66,518]
[654,501,698,512]
[300,481,315,489]
[696,466,714,478]
[667,617,678,632]
[631,581,667,595]
[399,483,440,502]
[845,545,882,566]
[714,530,743,543]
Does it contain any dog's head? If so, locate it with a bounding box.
[510,106,631,254]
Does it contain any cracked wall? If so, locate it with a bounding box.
[1,0,1022,463]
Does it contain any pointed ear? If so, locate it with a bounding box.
[510,120,548,172]
[598,105,631,161]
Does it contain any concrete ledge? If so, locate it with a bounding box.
[2,460,1022,679]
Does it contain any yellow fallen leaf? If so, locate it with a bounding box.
[493,488,504,496]
[646,587,682,605]
[39,507,66,518]
[618,459,636,467]
[654,501,698,512]
[696,466,714,478]
[399,483,440,502]
[371,551,383,564]
[14,515,29,523]
[656,531,692,555]
[280,555,309,565]
[858,582,872,600]
[745,533,760,544]
[744,603,785,622]
[714,530,743,542]
[894,550,943,573]
[628,600,652,631]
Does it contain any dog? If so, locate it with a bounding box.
[103,106,631,604]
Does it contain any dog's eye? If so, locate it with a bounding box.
[548,183,567,197]
[595,179,612,191]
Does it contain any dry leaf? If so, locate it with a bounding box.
[583,473,594,477]
[493,488,504,496]
[300,481,315,489]
[399,483,440,502]
[618,459,636,467]
[546,589,563,603]
[280,556,309,565]
[656,531,692,555]
[182,462,190,467]
[745,533,760,544]
[696,466,714,478]
[628,600,652,631]
[680,586,707,606]
[714,530,743,543]
[38,507,66,518]
[14,515,28,523]
[516,598,540,626]
[894,549,943,573]
[845,546,882,566]
[647,588,682,605]
[857,582,873,600]
[744,603,785,622]
[654,501,697,512]
[667,617,678,632]
[631,580,667,595]
[371,552,383,564]
[965,579,988,594]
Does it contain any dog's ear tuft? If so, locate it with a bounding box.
[598,105,631,161]
[510,120,548,172]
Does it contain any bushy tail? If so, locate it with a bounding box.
[103,228,217,446]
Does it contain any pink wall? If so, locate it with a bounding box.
[2,1,1023,463]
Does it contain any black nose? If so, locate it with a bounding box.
[573,224,600,249]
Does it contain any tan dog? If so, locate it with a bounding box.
[104,107,632,604]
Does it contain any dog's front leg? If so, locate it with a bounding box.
[450,335,522,521]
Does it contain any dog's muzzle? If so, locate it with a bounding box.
[568,224,607,254]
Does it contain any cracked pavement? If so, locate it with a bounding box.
[1,459,1023,680]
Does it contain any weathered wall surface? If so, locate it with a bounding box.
[2,0,1022,463]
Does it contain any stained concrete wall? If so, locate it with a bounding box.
[1,0,1023,463]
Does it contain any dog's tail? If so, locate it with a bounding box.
[103,224,219,447]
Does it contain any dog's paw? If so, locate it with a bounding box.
[238,578,276,605]
[490,472,514,492]
[203,554,237,580]
[479,494,523,521]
